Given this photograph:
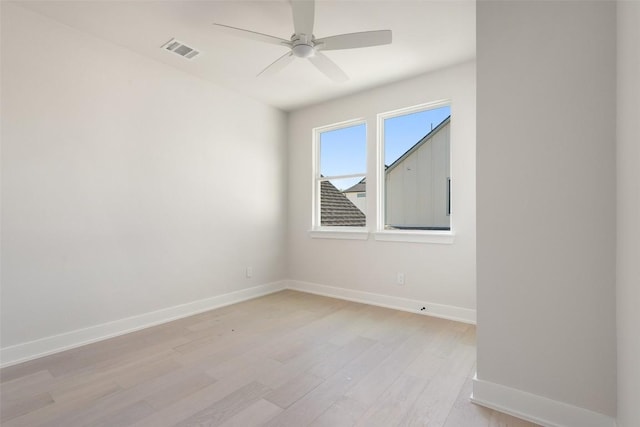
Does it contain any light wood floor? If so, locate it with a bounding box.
[1,290,539,426]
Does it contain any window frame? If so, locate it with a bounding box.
[375,100,455,244]
[310,118,368,238]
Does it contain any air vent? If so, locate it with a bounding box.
[161,38,200,60]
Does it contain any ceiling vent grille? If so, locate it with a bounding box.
[161,38,200,60]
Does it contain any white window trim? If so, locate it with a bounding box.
[375,100,455,244]
[310,118,367,238]
[309,228,369,240]
[373,230,455,244]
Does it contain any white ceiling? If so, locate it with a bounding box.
[14,0,475,111]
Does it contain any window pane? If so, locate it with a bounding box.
[320,177,366,227]
[320,123,366,177]
[383,105,451,230]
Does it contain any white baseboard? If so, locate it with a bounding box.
[471,375,616,427]
[0,281,286,368]
[286,279,476,324]
[1,279,475,368]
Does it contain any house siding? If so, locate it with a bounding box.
[385,122,450,228]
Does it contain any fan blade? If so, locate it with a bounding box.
[316,30,392,51]
[292,0,315,35]
[258,52,295,77]
[212,23,291,47]
[308,52,348,83]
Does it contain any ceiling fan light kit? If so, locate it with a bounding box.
[212,0,392,82]
[292,35,316,58]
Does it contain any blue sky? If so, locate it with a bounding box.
[320,105,450,190]
[320,123,367,178]
[384,106,450,165]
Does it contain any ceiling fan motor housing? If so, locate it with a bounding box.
[291,34,315,58]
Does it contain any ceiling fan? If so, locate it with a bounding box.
[212,0,392,83]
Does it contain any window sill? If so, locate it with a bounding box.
[308,228,369,240]
[373,230,455,244]
[308,228,455,244]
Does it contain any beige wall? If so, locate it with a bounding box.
[476,0,616,421]
[0,4,288,350]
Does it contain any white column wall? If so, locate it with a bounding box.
[616,1,640,426]
[476,0,617,421]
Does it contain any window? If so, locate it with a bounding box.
[310,101,454,243]
[313,121,367,229]
[378,102,451,231]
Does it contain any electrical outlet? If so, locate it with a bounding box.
[246,267,253,278]
[397,272,405,285]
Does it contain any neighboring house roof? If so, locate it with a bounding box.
[321,180,366,226]
[386,115,450,174]
[343,177,366,194]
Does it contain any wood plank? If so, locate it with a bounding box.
[309,396,368,427]
[90,401,156,427]
[258,342,340,389]
[174,381,272,426]
[114,357,182,389]
[306,336,376,379]
[1,370,54,404]
[264,373,324,409]
[143,372,216,410]
[0,392,54,422]
[344,333,430,407]
[218,399,283,427]
[50,378,123,405]
[354,374,428,427]
[2,380,123,426]
[263,336,397,427]
[397,369,467,426]
[131,361,275,426]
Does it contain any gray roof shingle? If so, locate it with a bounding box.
[320,181,366,227]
